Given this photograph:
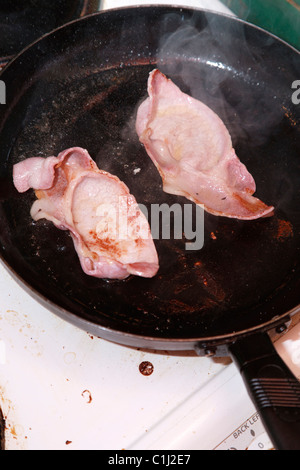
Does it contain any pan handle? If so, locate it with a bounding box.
[229,332,300,450]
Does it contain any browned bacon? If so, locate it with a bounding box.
[136,69,274,220]
[13,147,159,279]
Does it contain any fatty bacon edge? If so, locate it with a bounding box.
[13,147,159,280]
[136,69,274,220]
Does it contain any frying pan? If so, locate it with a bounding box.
[0,6,299,450]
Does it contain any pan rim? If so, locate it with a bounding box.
[1,255,297,350]
[0,3,299,78]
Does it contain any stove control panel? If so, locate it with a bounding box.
[215,412,274,450]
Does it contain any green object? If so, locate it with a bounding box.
[220,0,300,50]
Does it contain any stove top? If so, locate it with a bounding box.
[0,253,299,451]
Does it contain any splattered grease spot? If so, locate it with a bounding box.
[276,219,293,241]
[139,361,154,376]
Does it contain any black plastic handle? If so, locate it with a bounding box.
[229,332,300,450]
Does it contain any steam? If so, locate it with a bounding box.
[156,12,286,147]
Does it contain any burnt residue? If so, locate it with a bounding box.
[139,361,154,376]
[276,219,293,241]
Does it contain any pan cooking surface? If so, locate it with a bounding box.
[0,0,99,60]
[0,7,299,346]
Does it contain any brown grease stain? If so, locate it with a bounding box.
[282,105,298,126]
[88,230,122,257]
[233,192,271,214]
[81,390,92,404]
[139,361,154,376]
[276,219,293,241]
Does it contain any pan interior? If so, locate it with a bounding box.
[0,7,299,342]
[0,0,97,59]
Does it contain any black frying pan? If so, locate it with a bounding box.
[0,6,300,450]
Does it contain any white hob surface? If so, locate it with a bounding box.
[1,0,300,452]
[1,259,300,451]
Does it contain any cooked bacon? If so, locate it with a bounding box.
[136,69,274,220]
[13,147,159,279]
